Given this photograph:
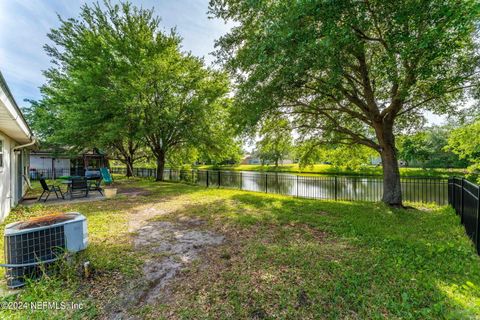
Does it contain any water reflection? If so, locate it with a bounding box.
[192,171,448,205]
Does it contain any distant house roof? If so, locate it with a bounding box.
[0,71,34,144]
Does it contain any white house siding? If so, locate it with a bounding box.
[0,71,34,221]
[0,132,30,220]
[0,132,13,218]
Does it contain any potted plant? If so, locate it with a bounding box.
[103,180,117,198]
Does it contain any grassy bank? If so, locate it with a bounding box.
[197,163,467,178]
[110,163,468,178]
[0,178,479,318]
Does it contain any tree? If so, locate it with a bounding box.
[397,126,467,168]
[29,1,234,179]
[256,116,293,167]
[447,120,480,181]
[28,1,148,176]
[296,141,376,171]
[210,0,479,206]
[135,43,231,180]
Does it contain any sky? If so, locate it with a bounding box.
[0,0,446,126]
[0,0,232,108]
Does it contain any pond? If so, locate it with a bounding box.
[118,168,448,205]
[192,170,448,205]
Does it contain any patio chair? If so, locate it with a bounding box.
[88,177,103,196]
[38,178,64,202]
[70,178,89,198]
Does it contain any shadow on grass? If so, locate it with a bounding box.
[162,190,480,318]
[4,180,480,318]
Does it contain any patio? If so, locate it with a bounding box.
[21,192,105,207]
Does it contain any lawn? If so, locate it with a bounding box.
[0,177,479,319]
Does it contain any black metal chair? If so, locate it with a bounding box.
[70,178,89,198]
[88,178,103,196]
[38,178,64,202]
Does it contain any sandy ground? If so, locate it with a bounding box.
[104,202,224,319]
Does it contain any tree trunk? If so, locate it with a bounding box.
[125,157,134,177]
[380,143,402,206]
[155,151,165,181]
[375,121,403,206]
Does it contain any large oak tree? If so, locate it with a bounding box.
[210,0,479,206]
[30,1,233,179]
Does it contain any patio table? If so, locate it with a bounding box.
[58,175,82,180]
[60,180,73,195]
[60,177,100,197]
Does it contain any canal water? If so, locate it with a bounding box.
[118,168,448,205]
[192,170,448,205]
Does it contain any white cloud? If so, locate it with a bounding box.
[0,0,232,107]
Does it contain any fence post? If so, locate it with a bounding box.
[265,173,268,193]
[476,186,480,254]
[218,171,221,188]
[240,172,242,190]
[461,178,465,224]
[296,175,299,197]
[448,178,451,206]
[453,178,457,213]
[206,171,209,187]
[334,176,338,201]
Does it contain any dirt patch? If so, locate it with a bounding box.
[135,221,224,303]
[118,186,152,197]
[104,214,224,319]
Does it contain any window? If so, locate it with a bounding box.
[0,140,3,167]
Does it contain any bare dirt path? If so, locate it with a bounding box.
[103,197,224,319]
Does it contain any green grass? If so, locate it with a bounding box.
[0,178,479,319]
[197,163,467,178]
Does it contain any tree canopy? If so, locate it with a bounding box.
[256,116,293,166]
[397,126,468,168]
[27,1,235,178]
[210,0,480,205]
[447,120,480,181]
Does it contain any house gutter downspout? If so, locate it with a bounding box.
[12,137,37,190]
[12,137,37,151]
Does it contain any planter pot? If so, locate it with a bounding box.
[104,188,117,198]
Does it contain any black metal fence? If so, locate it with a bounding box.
[110,167,448,205]
[448,177,480,254]
[29,168,85,180]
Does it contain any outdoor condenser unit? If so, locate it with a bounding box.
[2,212,88,288]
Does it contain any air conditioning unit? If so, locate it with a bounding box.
[3,212,88,288]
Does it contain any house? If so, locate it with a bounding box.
[240,153,296,165]
[30,149,72,179]
[29,148,108,179]
[240,154,261,165]
[0,72,36,220]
